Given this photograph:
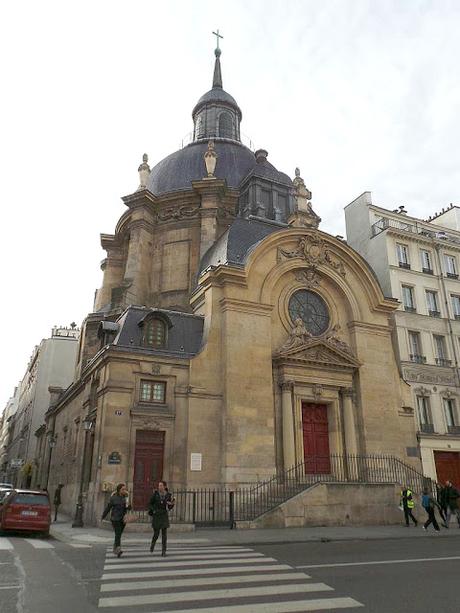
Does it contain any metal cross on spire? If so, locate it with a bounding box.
[212,29,223,50]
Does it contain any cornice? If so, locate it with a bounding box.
[219,297,273,316]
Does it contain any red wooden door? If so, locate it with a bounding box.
[434,451,460,489]
[302,403,331,474]
[133,430,165,510]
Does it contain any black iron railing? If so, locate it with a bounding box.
[130,454,435,527]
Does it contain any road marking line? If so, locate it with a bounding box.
[24,539,54,549]
[104,547,252,554]
[101,563,292,580]
[98,583,333,607]
[296,555,460,569]
[70,544,92,548]
[0,585,22,590]
[0,539,14,550]
[104,552,264,564]
[165,597,364,612]
[99,572,310,592]
[103,556,279,571]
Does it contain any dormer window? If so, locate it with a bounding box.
[143,318,166,348]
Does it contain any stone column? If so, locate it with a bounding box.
[192,179,227,258]
[281,381,296,470]
[342,388,358,478]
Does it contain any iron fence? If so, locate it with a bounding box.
[131,454,435,528]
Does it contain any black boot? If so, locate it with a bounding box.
[161,549,166,557]
[150,539,155,553]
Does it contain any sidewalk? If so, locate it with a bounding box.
[51,514,460,546]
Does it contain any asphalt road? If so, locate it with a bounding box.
[1,532,459,612]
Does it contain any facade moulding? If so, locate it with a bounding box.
[347,321,392,336]
[219,297,273,316]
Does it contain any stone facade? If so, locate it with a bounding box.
[346,193,460,486]
[3,326,79,488]
[41,49,422,525]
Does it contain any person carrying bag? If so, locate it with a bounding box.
[148,480,175,557]
[101,483,131,557]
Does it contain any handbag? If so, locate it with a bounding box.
[123,512,137,524]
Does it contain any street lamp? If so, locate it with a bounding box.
[45,432,57,490]
[72,417,94,528]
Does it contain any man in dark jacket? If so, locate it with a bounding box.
[102,483,131,556]
[53,484,63,522]
[444,480,460,528]
[148,480,175,556]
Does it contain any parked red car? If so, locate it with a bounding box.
[0,489,51,536]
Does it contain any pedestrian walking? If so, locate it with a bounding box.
[444,480,460,528]
[400,486,418,527]
[53,484,63,522]
[148,480,175,556]
[101,483,131,557]
[436,484,448,526]
[421,487,440,532]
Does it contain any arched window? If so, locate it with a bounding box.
[143,318,166,348]
[195,115,203,139]
[218,112,233,139]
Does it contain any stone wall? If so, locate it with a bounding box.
[243,482,412,529]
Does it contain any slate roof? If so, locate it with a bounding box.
[112,306,204,358]
[198,217,288,277]
[192,88,242,118]
[147,140,293,197]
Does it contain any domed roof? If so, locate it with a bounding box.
[147,140,292,196]
[192,88,241,118]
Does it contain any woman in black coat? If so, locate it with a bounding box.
[148,480,175,556]
[101,483,131,557]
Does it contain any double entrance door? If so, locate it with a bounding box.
[302,402,331,474]
[132,430,165,510]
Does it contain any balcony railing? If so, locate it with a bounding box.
[404,306,417,313]
[399,261,411,270]
[419,424,435,434]
[435,358,452,367]
[371,216,460,245]
[455,314,460,321]
[447,425,460,435]
[429,310,441,318]
[422,268,434,275]
[410,354,426,364]
[446,272,459,280]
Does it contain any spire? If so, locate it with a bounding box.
[212,29,224,89]
[212,48,223,89]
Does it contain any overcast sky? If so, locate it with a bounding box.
[1,0,459,408]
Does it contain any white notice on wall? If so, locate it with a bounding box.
[190,453,202,471]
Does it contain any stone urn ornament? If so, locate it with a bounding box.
[204,140,218,177]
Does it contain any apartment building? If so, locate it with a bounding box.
[346,193,460,487]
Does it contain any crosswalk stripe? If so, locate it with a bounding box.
[165,597,364,612]
[0,538,14,550]
[70,544,92,548]
[104,552,264,564]
[100,572,311,592]
[24,539,54,549]
[103,556,279,571]
[98,582,333,607]
[101,563,292,580]
[105,546,252,554]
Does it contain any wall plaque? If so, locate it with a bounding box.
[190,453,202,471]
[108,451,121,465]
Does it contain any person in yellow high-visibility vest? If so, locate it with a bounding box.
[401,487,418,527]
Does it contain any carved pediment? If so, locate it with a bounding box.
[274,338,361,369]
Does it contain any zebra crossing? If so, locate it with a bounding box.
[0,536,91,550]
[98,544,364,611]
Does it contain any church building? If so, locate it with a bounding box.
[44,42,421,523]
